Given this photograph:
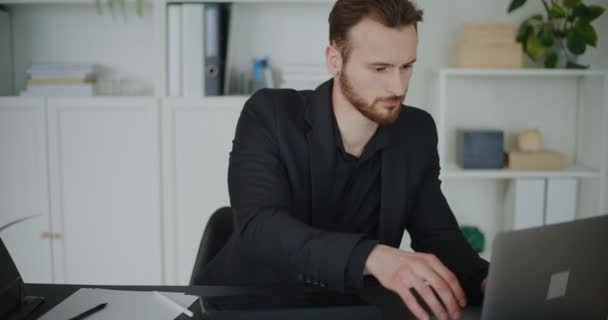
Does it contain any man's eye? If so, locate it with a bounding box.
[402,65,412,70]
[375,67,386,72]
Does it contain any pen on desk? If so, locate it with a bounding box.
[153,291,194,318]
[69,302,107,320]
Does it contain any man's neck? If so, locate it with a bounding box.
[332,80,378,158]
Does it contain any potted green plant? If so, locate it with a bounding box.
[508,0,605,68]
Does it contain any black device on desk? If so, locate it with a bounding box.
[200,290,382,320]
[0,238,45,320]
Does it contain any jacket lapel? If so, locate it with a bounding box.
[306,79,336,229]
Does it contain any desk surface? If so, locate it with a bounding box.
[25,283,482,320]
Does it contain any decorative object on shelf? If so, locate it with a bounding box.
[459,129,505,169]
[508,0,606,69]
[450,24,523,69]
[251,57,276,92]
[20,63,97,97]
[506,129,566,170]
[517,128,542,151]
[460,225,485,253]
[95,0,145,18]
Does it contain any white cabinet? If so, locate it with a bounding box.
[432,69,608,260]
[0,97,53,283]
[47,98,163,285]
[162,97,243,285]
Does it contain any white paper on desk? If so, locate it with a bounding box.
[39,288,199,320]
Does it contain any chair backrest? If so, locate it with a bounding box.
[190,207,234,285]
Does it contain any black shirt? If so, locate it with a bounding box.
[328,109,386,289]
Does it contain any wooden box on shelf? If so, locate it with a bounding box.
[450,24,522,69]
[506,150,566,171]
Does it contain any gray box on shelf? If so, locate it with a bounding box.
[459,129,504,169]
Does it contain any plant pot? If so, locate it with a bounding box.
[543,38,580,69]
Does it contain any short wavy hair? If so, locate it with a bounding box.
[328,0,423,62]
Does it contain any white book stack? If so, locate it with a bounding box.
[280,64,331,90]
[544,178,578,225]
[504,179,546,230]
[21,63,97,97]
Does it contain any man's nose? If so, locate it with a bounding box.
[387,70,406,96]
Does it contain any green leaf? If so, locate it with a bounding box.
[137,0,144,17]
[586,5,606,22]
[95,0,103,15]
[567,29,587,55]
[526,33,546,59]
[508,0,527,13]
[566,61,589,69]
[517,25,533,43]
[538,24,555,47]
[550,2,567,18]
[564,0,581,9]
[573,3,589,18]
[572,3,604,22]
[544,50,558,68]
[576,22,598,47]
[517,14,544,43]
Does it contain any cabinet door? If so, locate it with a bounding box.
[47,98,162,285]
[162,97,243,285]
[0,98,53,283]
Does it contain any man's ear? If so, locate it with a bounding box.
[325,44,343,77]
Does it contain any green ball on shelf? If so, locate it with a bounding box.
[460,225,485,253]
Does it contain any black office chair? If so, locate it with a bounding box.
[190,207,234,285]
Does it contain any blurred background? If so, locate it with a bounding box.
[0,0,606,287]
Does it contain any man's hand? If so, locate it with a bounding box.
[364,245,466,320]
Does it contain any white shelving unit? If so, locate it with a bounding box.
[1,0,335,97]
[432,67,608,260]
[435,68,607,196]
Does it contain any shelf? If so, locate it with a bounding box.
[439,68,606,78]
[440,164,601,180]
[164,95,248,111]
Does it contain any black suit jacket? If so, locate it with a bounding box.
[197,79,489,303]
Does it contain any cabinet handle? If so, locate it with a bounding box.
[40,232,62,240]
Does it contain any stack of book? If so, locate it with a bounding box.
[21,63,97,96]
[279,64,331,90]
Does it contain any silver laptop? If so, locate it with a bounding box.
[465,214,608,320]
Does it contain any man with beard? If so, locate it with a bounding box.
[197,1,489,319]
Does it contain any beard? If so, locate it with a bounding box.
[338,69,405,126]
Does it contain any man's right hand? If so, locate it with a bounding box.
[364,244,467,320]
